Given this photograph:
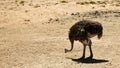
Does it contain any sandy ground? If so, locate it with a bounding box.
[0,0,120,68]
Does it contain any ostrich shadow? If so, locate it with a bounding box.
[66,57,109,64]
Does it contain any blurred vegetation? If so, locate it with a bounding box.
[60,0,68,3]
[19,1,25,6]
[76,0,120,7]
[76,1,106,5]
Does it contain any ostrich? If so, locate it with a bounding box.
[65,20,103,59]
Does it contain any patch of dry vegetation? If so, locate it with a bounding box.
[60,0,68,3]
[76,0,120,7]
[34,4,40,8]
[15,0,26,6]
[76,1,106,5]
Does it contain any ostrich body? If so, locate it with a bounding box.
[65,20,103,59]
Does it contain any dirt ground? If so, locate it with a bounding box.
[0,0,120,68]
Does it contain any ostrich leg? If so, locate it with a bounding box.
[81,44,86,59]
[80,40,88,59]
[88,39,93,58]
